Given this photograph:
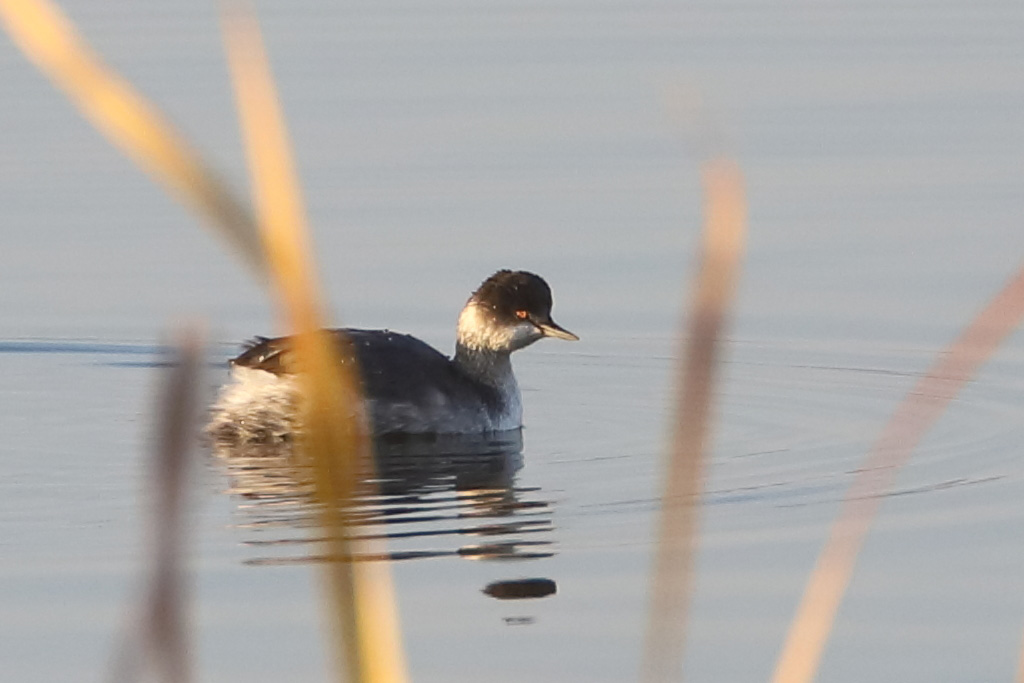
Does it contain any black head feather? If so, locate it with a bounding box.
[469,270,554,323]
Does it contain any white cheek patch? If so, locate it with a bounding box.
[457,304,542,353]
[456,304,493,351]
[506,321,543,351]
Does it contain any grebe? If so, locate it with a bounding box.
[208,270,577,441]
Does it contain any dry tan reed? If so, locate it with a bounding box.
[221,6,408,682]
[641,159,746,683]
[772,264,1024,683]
[1018,627,1024,683]
[0,1,409,680]
[0,0,264,275]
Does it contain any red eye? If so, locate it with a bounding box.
[515,310,528,319]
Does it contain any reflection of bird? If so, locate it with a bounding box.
[209,270,577,440]
[213,431,556,565]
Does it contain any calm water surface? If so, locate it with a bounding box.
[2,1,1024,681]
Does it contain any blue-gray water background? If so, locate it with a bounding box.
[2,1,1023,680]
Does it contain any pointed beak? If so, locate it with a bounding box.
[536,317,579,341]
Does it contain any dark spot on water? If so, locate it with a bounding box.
[483,577,557,600]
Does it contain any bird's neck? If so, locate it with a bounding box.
[454,302,521,389]
[453,344,515,388]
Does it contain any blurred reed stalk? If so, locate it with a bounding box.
[111,328,203,683]
[1,0,408,680]
[221,5,408,682]
[641,159,746,683]
[1018,629,1024,683]
[771,263,1024,683]
[0,0,264,275]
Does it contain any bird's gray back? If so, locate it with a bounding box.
[232,329,509,433]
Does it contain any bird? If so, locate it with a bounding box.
[207,270,577,442]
